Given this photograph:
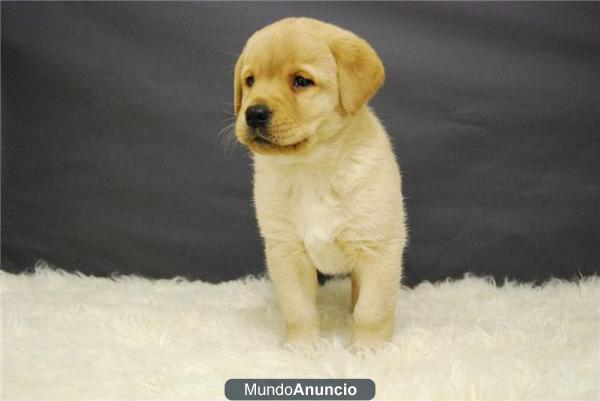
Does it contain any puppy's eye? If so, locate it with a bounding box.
[246,76,254,87]
[293,76,314,88]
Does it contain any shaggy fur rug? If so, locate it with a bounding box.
[1,264,599,401]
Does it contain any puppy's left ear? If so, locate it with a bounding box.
[233,53,244,115]
[329,32,385,115]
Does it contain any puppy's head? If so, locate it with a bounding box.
[233,18,385,156]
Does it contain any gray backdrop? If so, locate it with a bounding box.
[2,2,599,286]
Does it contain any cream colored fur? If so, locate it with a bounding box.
[234,18,406,347]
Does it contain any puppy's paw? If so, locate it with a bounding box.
[351,325,392,350]
[283,323,319,347]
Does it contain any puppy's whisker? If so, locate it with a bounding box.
[218,110,236,119]
[209,107,236,117]
[217,122,239,159]
[218,112,236,122]
[218,50,240,58]
[217,122,236,141]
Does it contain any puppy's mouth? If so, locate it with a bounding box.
[248,130,308,152]
[253,134,273,145]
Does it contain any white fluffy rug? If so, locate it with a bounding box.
[1,264,599,401]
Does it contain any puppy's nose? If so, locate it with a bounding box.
[245,104,271,128]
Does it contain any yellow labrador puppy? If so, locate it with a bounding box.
[233,17,407,348]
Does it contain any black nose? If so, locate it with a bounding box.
[245,104,271,128]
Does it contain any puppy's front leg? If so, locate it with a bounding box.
[351,241,403,348]
[265,239,319,345]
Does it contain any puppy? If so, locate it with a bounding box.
[233,18,407,348]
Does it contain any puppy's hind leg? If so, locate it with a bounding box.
[266,239,319,345]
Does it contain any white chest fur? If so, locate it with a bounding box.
[289,172,337,243]
[287,170,350,275]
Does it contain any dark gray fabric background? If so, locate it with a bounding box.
[2,2,599,286]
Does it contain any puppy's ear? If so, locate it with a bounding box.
[329,32,385,114]
[233,53,244,115]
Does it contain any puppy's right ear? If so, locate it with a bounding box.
[233,53,244,115]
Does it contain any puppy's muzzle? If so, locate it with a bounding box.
[245,104,271,128]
